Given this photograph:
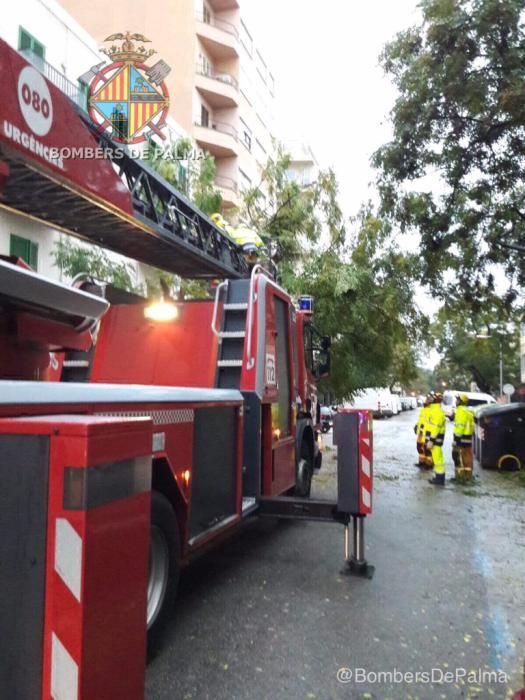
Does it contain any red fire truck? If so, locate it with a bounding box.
[0,38,372,699]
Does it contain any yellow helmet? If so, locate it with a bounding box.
[211,212,227,229]
[458,393,469,404]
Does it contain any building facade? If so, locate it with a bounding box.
[284,140,319,187]
[58,0,276,208]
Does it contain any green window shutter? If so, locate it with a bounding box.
[32,41,45,60]
[29,241,39,270]
[18,27,45,60]
[9,234,38,271]
[19,29,32,51]
[10,234,29,260]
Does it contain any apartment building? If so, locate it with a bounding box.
[0,0,187,283]
[59,0,276,208]
[284,140,319,187]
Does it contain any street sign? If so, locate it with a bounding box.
[503,383,515,396]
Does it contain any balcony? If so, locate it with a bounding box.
[207,0,239,10]
[194,121,239,158]
[195,66,239,108]
[195,13,239,59]
[215,175,239,208]
[19,48,86,110]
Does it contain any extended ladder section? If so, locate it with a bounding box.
[0,38,249,280]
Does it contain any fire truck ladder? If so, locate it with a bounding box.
[213,279,250,389]
[0,123,249,280]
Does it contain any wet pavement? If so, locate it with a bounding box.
[146,410,525,699]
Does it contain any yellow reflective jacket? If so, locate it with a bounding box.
[415,406,430,437]
[230,225,264,249]
[427,403,446,439]
[454,404,474,438]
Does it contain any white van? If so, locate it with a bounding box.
[442,390,496,420]
[349,387,395,418]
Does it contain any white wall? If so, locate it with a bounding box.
[2,0,104,80]
[0,211,60,279]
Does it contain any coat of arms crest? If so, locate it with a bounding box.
[86,32,171,144]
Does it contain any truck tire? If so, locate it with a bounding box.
[294,440,314,498]
[147,491,180,657]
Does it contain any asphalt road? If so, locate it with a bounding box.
[146,410,525,700]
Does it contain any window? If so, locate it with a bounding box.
[10,234,38,270]
[18,27,45,61]
[201,105,210,128]
[240,118,252,152]
[239,168,252,191]
[198,53,211,76]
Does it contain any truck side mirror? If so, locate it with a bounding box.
[319,353,331,379]
[318,349,331,378]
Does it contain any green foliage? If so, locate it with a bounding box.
[410,366,434,395]
[145,269,209,301]
[143,136,221,297]
[192,153,223,216]
[374,0,525,309]
[52,238,137,292]
[295,212,425,399]
[431,297,521,393]
[146,136,222,215]
[240,146,426,397]
[145,137,192,193]
[242,144,345,263]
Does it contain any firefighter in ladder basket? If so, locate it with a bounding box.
[211,213,264,267]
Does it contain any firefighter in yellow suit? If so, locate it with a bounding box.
[452,393,475,482]
[426,392,446,486]
[211,213,264,264]
[414,395,434,468]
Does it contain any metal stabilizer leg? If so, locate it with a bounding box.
[341,516,375,579]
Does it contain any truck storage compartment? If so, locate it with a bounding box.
[189,406,238,540]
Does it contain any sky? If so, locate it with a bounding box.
[243,0,421,217]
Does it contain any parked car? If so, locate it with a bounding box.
[400,396,417,410]
[391,393,402,415]
[349,387,395,418]
[442,390,496,421]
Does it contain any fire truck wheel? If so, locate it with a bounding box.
[147,491,181,656]
[294,440,314,498]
